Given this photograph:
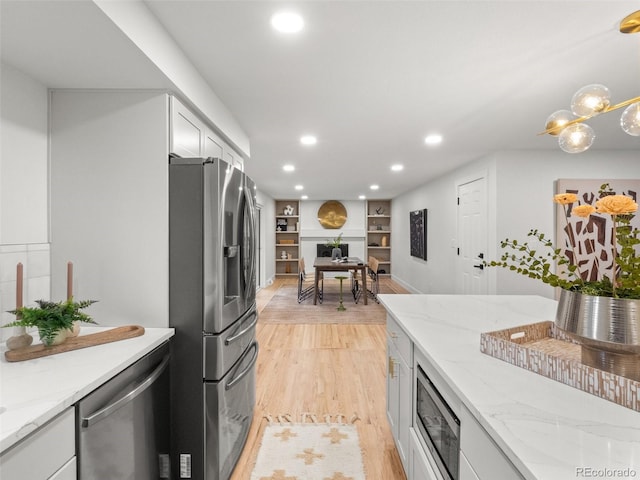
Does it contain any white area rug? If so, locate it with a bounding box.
[251,414,366,480]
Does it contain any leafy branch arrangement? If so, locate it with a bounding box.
[326,233,344,249]
[4,298,98,346]
[486,184,640,299]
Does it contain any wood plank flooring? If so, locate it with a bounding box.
[230,276,408,480]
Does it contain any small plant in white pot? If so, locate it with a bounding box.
[4,298,98,346]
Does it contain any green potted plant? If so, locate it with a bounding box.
[486,183,640,378]
[326,233,344,259]
[4,298,98,346]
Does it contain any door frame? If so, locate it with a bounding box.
[455,170,493,294]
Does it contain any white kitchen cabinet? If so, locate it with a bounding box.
[204,127,224,159]
[0,63,49,244]
[49,457,77,480]
[459,405,524,480]
[386,314,412,473]
[460,452,480,480]
[408,428,441,480]
[170,95,205,157]
[172,96,245,171]
[0,408,76,480]
[225,145,244,171]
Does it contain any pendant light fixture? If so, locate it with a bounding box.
[542,10,640,153]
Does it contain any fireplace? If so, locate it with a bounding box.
[317,243,349,258]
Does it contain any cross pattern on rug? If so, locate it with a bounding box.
[251,422,366,480]
[297,448,325,465]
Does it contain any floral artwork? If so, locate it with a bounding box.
[555,179,640,294]
[486,180,639,299]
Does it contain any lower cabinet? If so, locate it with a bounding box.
[386,315,412,473]
[49,458,77,480]
[459,452,480,480]
[0,408,76,480]
[408,427,441,480]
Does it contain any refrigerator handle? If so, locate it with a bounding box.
[225,310,258,345]
[81,353,170,428]
[242,183,257,299]
[225,342,259,391]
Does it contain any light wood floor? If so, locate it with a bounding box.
[230,276,408,480]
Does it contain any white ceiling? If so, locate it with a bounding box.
[2,0,640,200]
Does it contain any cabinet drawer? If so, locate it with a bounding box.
[460,405,524,480]
[49,457,77,480]
[0,408,75,480]
[387,314,412,366]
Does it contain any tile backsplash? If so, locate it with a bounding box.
[0,244,51,342]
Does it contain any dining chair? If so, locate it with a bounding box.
[298,258,322,303]
[354,256,380,304]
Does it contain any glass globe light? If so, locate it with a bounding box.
[571,84,611,117]
[558,123,595,153]
[545,110,575,136]
[620,102,640,136]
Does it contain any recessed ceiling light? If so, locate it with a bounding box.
[370,184,379,190]
[283,164,295,172]
[391,164,404,172]
[424,134,443,145]
[271,11,304,34]
[295,185,304,191]
[300,135,317,146]
[301,195,308,200]
[359,195,366,200]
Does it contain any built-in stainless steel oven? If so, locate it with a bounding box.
[415,364,460,480]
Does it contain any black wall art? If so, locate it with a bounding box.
[410,209,427,260]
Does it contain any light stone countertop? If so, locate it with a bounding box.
[377,294,640,480]
[0,326,174,453]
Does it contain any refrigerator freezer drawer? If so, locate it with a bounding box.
[205,341,258,480]
[203,305,257,381]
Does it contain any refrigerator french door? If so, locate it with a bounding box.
[169,157,258,480]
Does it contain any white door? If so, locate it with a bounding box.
[457,177,488,294]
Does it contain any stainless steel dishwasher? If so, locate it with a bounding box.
[76,341,171,479]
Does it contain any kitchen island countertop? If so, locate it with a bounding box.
[377,294,640,480]
[0,326,174,453]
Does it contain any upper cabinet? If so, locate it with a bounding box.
[170,96,204,158]
[170,96,244,171]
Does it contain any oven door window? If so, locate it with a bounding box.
[416,369,459,480]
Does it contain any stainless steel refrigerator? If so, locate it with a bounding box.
[168,157,258,480]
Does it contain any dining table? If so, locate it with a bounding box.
[313,257,368,305]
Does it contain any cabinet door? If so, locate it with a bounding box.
[409,428,441,480]
[170,96,203,157]
[49,457,77,480]
[204,128,224,159]
[0,408,75,480]
[460,452,480,480]
[397,352,411,469]
[225,146,244,171]
[387,337,400,440]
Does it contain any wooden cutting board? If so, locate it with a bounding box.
[4,325,145,362]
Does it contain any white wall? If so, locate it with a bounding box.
[392,150,640,297]
[299,200,366,274]
[256,189,275,286]
[0,63,51,342]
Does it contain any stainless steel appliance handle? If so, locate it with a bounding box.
[225,342,259,391]
[242,183,257,299]
[225,310,258,345]
[81,353,170,428]
[417,367,460,433]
